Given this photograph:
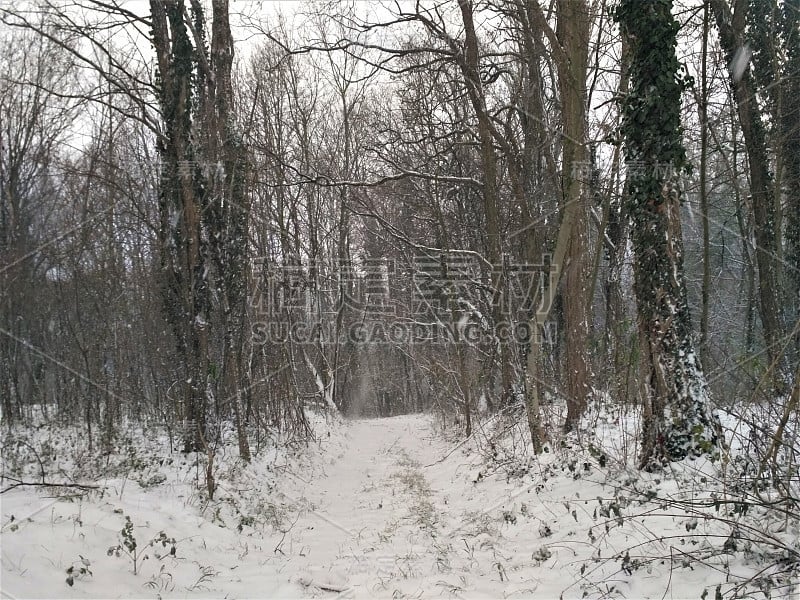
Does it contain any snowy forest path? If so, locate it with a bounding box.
[278,413,491,597]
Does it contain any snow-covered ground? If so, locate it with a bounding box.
[2,411,798,598]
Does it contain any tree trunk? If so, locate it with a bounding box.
[208,0,251,461]
[556,0,591,432]
[781,0,800,359]
[699,0,711,367]
[457,0,512,408]
[150,0,210,452]
[710,0,785,373]
[616,0,721,468]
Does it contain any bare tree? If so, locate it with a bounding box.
[710,0,786,375]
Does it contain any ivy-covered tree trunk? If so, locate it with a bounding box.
[150,0,252,460]
[150,0,210,452]
[205,0,251,462]
[616,0,721,469]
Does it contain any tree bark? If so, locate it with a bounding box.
[208,0,251,462]
[617,0,721,468]
[556,0,591,432]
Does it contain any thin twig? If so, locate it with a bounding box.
[1,478,101,495]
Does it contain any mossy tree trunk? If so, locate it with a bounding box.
[150,0,210,453]
[150,0,252,461]
[616,0,722,468]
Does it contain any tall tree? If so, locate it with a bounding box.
[504,0,593,446]
[710,0,785,373]
[150,0,211,452]
[555,0,591,432]
[149,0,253,460]
[616,0,721,467]
[203,0,251,461]
[454,0,513,409]
[780,0,800,357]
